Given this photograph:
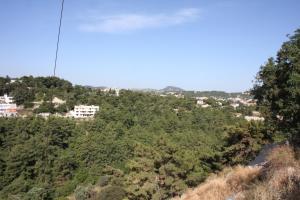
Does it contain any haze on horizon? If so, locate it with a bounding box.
[0,0,299,92]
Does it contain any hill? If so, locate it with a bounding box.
[160,86,185,92]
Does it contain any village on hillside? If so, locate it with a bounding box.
[0,87,264,122]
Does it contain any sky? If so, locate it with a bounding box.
[0,0,299,92]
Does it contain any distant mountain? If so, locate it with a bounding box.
[160,86,185,93]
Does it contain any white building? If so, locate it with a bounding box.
[252,111,261,117]
[0,103,17,117]
[38,112,51,118]
[245,116,265,122]
[195,97,208,100]
[0,94,14,104]
[102,88,120,96]
[0,94,17,117]
[70,105,99,118]
[201,104,211,108]
[197,99,205,105]
[230,103,240,109]
[52,97,66,105]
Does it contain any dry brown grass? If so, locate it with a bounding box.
[173,165,261,200]
[174,146,300,200]
[244,146,300,200]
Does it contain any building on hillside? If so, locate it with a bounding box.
[252,111,261,117]
[197,99,205,105]
[230,103,240,109]
[174,93,184,98]
[201,104,211,108]
[0,94,14,104]
[101,88,120,96]
[0,94,17,117]
[0,103,17,117]
[52,97,66,105]
[245,116,265,122]
[38,112,51,118]
[235,113,243,118]
[69,105,99,118]
[195,97,208,100]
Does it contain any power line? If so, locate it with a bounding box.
[53,0,65,77]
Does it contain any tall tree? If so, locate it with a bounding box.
[252,29,300,145]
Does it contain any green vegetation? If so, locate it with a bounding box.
[252,29,300,145]
[0,76,265,199]
[183,91,250,99]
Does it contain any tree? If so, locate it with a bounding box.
[252,29,300,145]
[11,85,35,105]
[223,123,264,165]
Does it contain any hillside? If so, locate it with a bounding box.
[0,76,264,199]
[173,146,300,200]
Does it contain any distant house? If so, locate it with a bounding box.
[101,88,120,96]
[0,103,17,117]
[38,113,51,118]
[0,94,14,104]
[0,94,17,117]
[166,92,184,98]
[230,103,240,109]
[252,111,261,117]
[69,105,99,118]
[174,94,184,98]
[197,100,205,105]
[245,116,265,122]
[52,97,66,105]
[195,97,208,100]
[196,97,211,108]
[235,113,242,118]
[201,104,211,108]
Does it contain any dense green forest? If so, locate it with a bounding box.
[0,29,299,199]
[0,77,266,199]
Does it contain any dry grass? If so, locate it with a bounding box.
[174,146,300,200]
[173,165,261,200]
[244,146,300,200]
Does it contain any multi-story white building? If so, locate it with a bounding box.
[0,94,17,117]
[0,94,14,104]
[70,105,99,118]
[0,103,17,117]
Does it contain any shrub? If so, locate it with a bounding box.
[24,187,51,200]
[74,185,95,200]
[97,176,110,187]
[97,186,126,200]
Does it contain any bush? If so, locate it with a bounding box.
[97,176,110,187]
[97,186,126,200]
[74,185,95,200]
[24,187,51,200]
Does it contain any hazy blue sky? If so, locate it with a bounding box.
[0,0,299,91]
